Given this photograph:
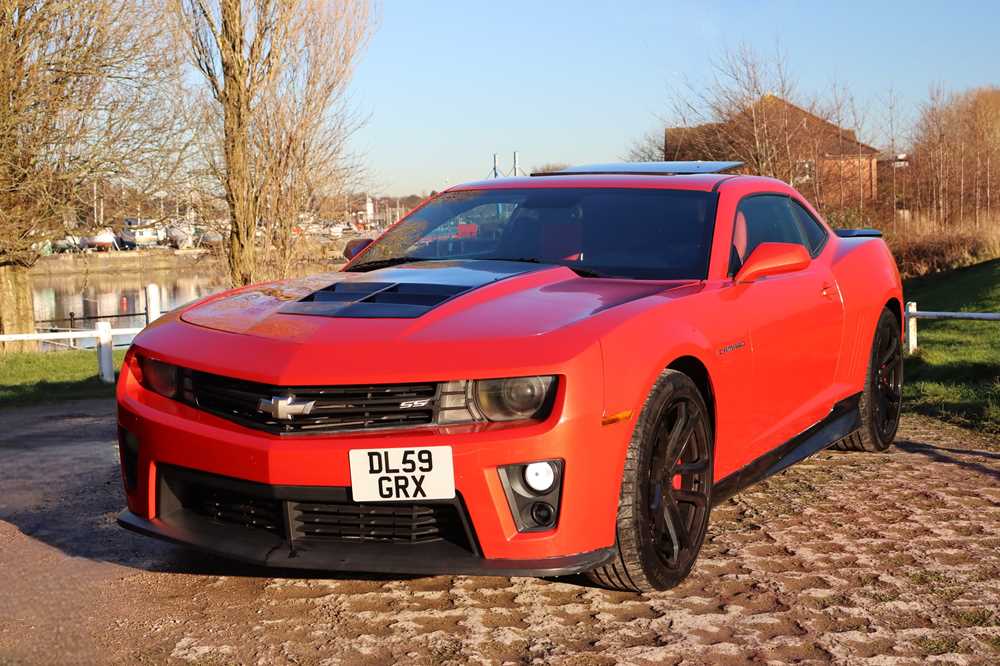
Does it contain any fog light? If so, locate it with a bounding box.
[524,461,556,493]
[530,502,555,527]
[498,459,563,532]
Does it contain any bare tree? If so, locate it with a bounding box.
[255,0,371,279]
[660,44,808,181]
[530,162,572,174]
[624,130,664,162]
[0,0,182,344]
[879,87,902,230]
[171,0,373,286]
[910,86,1000,227]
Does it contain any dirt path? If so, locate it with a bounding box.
[1,400,998,665]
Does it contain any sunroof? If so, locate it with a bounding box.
[532,161,744,177]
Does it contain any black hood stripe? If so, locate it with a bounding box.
[278,260,544,319]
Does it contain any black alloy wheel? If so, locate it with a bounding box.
[872,315,903,442]
[587,370,714,592]
[836,307,903,452]
[646,397,712,571]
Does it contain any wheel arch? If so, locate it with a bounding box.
[667,355,716,431]
[829,237,904,391]
[885,296,903,333]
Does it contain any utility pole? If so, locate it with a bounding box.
[513,151,519,177]
[492,153,499,178]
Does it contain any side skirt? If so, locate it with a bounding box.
[712,393,862,506]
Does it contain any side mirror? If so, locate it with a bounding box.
[735,242,810,284]
[343,238,373,261]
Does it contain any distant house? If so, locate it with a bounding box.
[663,95,880,207]
[120,218,167,246]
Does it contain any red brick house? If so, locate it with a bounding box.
[663,95,880,207]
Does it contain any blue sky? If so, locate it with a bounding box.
[349,1,1000,196]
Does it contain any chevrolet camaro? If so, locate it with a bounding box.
[116,161,904,592]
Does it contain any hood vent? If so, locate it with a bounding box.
[279,281,472,319]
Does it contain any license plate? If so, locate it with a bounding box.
[348,446,455,502]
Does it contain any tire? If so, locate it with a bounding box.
[586,370,714,592]
[835,307,903,452]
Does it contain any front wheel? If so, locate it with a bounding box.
[586,370,714,592]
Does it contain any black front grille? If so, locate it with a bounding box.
[158,465,477,553]
[292,501,463,544]
[184,484,283,536]
[182,370,439,435]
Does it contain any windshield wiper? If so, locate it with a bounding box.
[567,266,607,278]
[345,256,431,272]
[487,257,608,278]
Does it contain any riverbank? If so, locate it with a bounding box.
[30,248,220,277]
[30,240,350,280]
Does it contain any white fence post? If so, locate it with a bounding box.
[145,283,161,325]
[906,301,918,355]
[96,321,115,384]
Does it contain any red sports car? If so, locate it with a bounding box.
[116,162,904,591]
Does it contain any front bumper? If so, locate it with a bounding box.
[118,462,614,575]
[118,510,614,576]
[116,345,633,572]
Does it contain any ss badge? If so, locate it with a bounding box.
[399,399,431,409]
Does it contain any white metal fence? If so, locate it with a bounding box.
[2,291,998,385]
[905,300,1000,354]
[1,284,162,383]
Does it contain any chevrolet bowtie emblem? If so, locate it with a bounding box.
[257,396,316,420]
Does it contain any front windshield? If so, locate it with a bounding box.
[349,187,718,280]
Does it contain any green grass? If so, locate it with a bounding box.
[903,258,1000,433]
[0,348,126,407]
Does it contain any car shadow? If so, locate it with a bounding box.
[0,378,116,410]
[894,439,1000,481]
[0,459,424,584]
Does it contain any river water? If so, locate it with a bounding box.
[32,270,227,349]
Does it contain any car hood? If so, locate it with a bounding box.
[179,260,696,345]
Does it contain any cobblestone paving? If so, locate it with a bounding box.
[1,402,998,665]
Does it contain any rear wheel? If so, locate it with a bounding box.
[587,370,713,592]
[836,307,903,452]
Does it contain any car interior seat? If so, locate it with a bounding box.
[730,210,748,274]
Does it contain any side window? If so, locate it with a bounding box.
[788,199,829,256]
[730,195,807,275]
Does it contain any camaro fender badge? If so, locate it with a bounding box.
[257,396,316,420]
[718,340,747,356]
[399,398,431,409]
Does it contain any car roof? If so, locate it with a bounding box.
[449,173,786,193]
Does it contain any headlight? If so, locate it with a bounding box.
[474,376,555,422]
[139,356,179,398]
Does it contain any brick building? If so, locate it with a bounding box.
[663,95,880,208]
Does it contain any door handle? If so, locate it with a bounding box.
[821,282,836,298]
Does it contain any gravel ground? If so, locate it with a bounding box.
[1,399,998,665]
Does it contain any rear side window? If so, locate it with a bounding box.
[788,199,829,256]
[730,195,807,275]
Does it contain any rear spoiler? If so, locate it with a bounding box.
[835,229,882,238]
